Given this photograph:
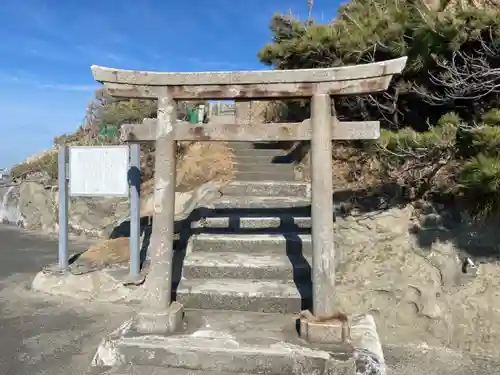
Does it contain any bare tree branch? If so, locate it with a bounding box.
[411,35,500,105]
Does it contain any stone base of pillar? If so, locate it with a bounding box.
[134,301,184,335]
[299,309,351,346]
[298,312,386,374]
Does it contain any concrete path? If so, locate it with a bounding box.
[0,225,135,375]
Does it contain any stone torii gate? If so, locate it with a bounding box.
[91,57,407,335]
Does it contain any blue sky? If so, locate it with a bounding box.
[0,0,340,168]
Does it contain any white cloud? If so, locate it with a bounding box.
[34,82,97,92]
[0,71,97,92]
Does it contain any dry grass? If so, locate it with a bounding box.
[140,141,235,194]
[24,148,57,164]
[176,141,235,191]
[11,148,58,181]
[330,144,382,191]
[76,237,130,265]
[11,135,90,181]
[298,143,383,191]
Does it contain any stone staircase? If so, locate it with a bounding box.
[175,142,313,313]
[230,141,298,181]
[175,182,313,314]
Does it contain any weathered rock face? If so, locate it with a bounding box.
[0,182,128,238]
[334,202,500,356]
[18,182,59,233]
[0,180,223,239]
[0,185,23,225]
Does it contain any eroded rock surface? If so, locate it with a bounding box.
[334,202,500,355]
[0,180,222,239]
[0,181,128,237]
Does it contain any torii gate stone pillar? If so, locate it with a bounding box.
[134,87,181,333]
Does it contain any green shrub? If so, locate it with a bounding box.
[257,2,500,217]
[481,108,500,126]
[468,126,500,157]
[457,154,500,216]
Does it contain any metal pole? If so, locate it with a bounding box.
[310,93,336,317]
[58,146,69,271]
[128,143,141,280]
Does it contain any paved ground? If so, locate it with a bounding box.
[0,225,135,375]
[384,344,500,375]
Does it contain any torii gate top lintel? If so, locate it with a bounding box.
[91,57,407,100]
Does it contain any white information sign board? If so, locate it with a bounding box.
[69,146,129,197]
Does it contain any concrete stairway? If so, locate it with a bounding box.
[173,141,313,313]
[228,141,297,181]
[175,179,313,314]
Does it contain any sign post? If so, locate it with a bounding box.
[58,146,69,271]
[58,145,141,280]
[128,144,141,281]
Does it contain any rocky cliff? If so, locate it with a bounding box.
[333,200,500,355]
[0,181,129,238]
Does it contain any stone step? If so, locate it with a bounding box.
[230,148,288,158]
[220,180,309,198]
[91,335,500,375]
[189,233,312,255]
[234,163,295,174]
[92,310,383,375]
[210,195,310,210]
[175,278,309,313]
[226,142,259,150]
[103,365,255,375]
[182,252,312,281]
[191,215,312,231]
[234,154,295,165]
[234,172,296,182]
[227,142,289,150]
[250,142,294,150]
[196,206,312,222]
